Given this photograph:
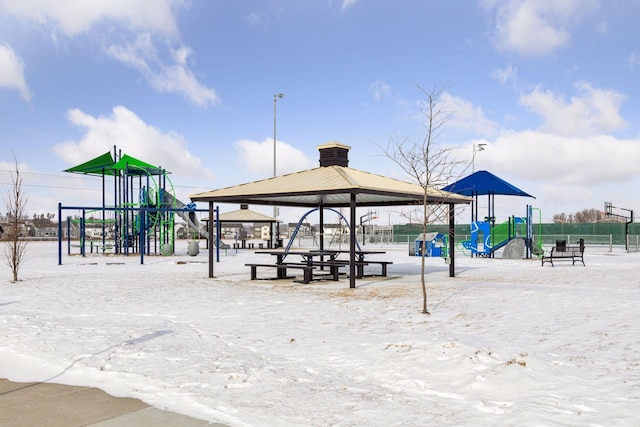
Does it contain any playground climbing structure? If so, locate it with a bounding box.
[57,145,223,262]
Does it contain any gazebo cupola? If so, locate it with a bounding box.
[318,141,351,167]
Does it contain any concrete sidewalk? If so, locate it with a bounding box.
[0,379,228,426]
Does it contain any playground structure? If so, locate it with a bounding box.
[460,205,542,257]
[442,170,541,258]
[57,146,226,263]
[412,232,448,258]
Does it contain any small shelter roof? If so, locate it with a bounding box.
[441,170,534,198]
[218,208,282,224]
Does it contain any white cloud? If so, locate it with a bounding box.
[596,20,608,35]
[52,106,214,182]
[107,34,219,108]
[340,0,358,12]
[0,0,217,108]
[519,82,627,136]
[442,92,498,137]
[0,0,183,37]
[368,81,390,101]
[463,130,640,219]
[486,0,598,56]
[234,138,316,178]
[629,52,640,70]
[490,64,518,86]
[0,43,32,101]
[243,12,263,27]
[477,131,640,185]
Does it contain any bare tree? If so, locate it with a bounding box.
[384,85,466,314]
[3,154,28,282]
[575,208,603,223]
[552,212,572,223]
[553,208,607,223]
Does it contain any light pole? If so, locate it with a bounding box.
[472,143,486,173]
[274,93,283,179]
[273,93,284,247]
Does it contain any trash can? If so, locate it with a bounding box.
[161,243,173,256]
[187,241,200,256]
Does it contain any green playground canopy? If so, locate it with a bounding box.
[63,151,117,176]
[113,154,169,176]
[63,152,169,176]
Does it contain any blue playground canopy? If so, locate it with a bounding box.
[441,170,534,198]
[442,170,534,226]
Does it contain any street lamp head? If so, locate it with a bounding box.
[474,143,486,152]
[275,93,284,99]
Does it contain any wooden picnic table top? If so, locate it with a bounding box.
[255,249,386,256]
[254,250,342,263]
[310,249,387,255]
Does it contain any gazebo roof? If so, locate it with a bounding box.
[190,164,471,207]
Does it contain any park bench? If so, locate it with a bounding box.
[541,239,585,267]
[245,263,314,283]
[354,260,393,278]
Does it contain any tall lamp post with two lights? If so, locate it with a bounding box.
[472,143,486,173]
[272,93,284,247]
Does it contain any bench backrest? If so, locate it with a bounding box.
[555,240,567,252]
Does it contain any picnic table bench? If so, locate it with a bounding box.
[245,263,315,283]
[354,260,393,278]
[245,259,349,283]
[541,239,585,267]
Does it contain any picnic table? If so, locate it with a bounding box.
[247,249,392,283]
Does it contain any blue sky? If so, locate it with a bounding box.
[1,0,640,224]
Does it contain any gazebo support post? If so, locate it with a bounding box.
[208,201,214,278]
[319,201,324,252]
[349,193,357,288]
[449,203,455,277]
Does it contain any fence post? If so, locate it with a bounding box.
[609,234,613,253]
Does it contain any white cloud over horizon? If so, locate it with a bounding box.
[444,92,499,137]
[445,78,638,217]
[52,106,215,182]
[476,131,640,185]
[234,138,316,178]
[519,81,627,136]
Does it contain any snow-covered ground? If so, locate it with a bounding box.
[1,240,638,426]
